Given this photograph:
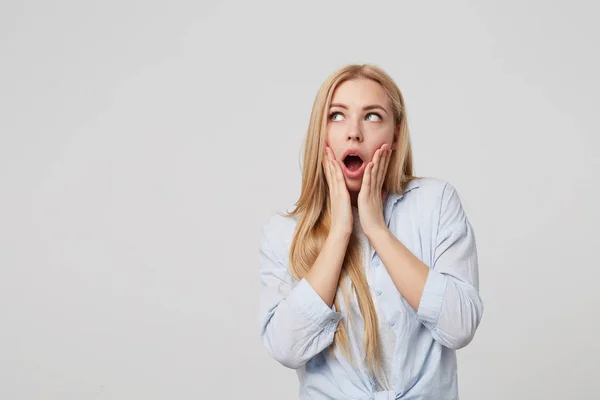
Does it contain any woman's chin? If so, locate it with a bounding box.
[344,177,363,192]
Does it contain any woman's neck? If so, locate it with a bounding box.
[350,191,359,207]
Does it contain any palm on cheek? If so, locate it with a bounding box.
[358,144,392,235]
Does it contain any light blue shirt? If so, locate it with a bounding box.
[258,178,484,399]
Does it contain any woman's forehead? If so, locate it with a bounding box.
[330,78,390,108]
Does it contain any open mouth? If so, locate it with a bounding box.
[343,154,364,172]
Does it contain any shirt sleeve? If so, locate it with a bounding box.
[416,183,484,349]
[258,219,343,369]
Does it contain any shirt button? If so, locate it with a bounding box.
[389,321,396,327]
[376,290,383,296]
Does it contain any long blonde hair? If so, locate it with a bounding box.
[284,64,416,381]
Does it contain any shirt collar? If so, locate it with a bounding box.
[383,178,420,226]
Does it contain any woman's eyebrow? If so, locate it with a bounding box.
[330,103,388,114]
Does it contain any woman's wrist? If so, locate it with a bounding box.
[327,227,352,243]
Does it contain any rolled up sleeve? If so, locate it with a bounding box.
[258,220,342,369]
[416,183,484,350]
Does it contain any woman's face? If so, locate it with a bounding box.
[325,78,397,193]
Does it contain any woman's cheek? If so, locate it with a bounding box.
[329,124,346,137]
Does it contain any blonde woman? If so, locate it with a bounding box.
[258,64,483,400]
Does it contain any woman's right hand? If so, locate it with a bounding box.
[323,146,353,237]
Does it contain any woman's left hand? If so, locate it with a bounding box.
[358,143,392,237]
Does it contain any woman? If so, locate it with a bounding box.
[258,64,483,399]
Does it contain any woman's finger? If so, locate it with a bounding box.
[323,152,333,189]
[371,149,381,189]
[325,149,337,187]
[326,146,336,162]
[384,149,392,178]
[333,159,345,187]
[377,146,390,186]
[324,149,335,184]
[362,161,373,194]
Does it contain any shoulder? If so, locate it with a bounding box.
[400,177,469,224]
[410,177,473,233]
[258,210,298,261]
[407,177,460,205]
[260,211,298,239]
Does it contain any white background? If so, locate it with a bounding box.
[1,1,598,399]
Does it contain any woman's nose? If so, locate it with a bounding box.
[347,120,363,142]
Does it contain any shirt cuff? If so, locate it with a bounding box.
[287,278,343,327]
[416,269,448,327]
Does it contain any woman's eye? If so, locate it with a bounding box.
[365,112,382,121]
[330,112,344,121]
